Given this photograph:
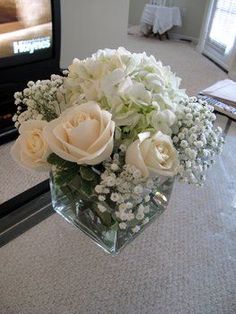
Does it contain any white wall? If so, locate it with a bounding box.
[228,48,236,81]
[168,0,207,41]
[129,0,146,26]
[128,0,208,41]
[60,0,129,68]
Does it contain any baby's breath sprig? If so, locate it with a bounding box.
[94,148,167,232]
[172,97,224,185]
[13,74,67,128]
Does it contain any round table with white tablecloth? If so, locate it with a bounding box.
[140,4,182,36]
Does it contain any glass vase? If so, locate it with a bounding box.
[50,170,174,255]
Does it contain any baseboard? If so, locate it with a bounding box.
[203,50,229,71]
[127,26,199,45]
[168,33,198,44]
[229,71,236,81]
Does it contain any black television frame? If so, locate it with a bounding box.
[0,0,61,144]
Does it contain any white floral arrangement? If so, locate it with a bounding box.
[11,48,224,232]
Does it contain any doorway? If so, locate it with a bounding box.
[203,0,236,70]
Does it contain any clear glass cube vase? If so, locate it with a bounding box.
[50,170,174,255]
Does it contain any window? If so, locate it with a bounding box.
[209,0,236,52]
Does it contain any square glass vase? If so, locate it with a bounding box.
[50,170,174,255]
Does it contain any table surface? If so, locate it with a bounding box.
[1,114,236,314]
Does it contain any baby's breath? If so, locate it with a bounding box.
[13,75,67,128]
[172,97,224,185]
[94,154,165,231]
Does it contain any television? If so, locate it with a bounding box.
[0,0,61,144]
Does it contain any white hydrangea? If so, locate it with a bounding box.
[64,47,187,143]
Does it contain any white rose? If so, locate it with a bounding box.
[125,131,179,177]
[10,120,50,171]
[43,102,115,165]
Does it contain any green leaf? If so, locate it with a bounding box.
[69,175,96,200]
[60,185,77,214]
[47,153,76,169]
[129,218,139,228]
[60,185,75,200]
[111,212,119,222]
[95,208,112,227]
[69,175,82,190]
[80,178,95,197]
[80,166,97,181]
[54,166,78,186]
[110,221,119,231]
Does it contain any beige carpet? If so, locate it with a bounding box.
[125,34,228,96]
[0,34,228,203]
[0,35,235,314]
[1,114,235,314]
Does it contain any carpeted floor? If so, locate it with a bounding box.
[125,33,228,96]
[0,35,235,314]
[1,114,235,314]
[0,34,228,203]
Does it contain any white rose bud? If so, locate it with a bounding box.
[10,120,51,171]
[125,131,179,177]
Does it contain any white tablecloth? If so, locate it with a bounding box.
[141,4,182,35]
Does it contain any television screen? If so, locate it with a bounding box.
[0,0,52,66]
